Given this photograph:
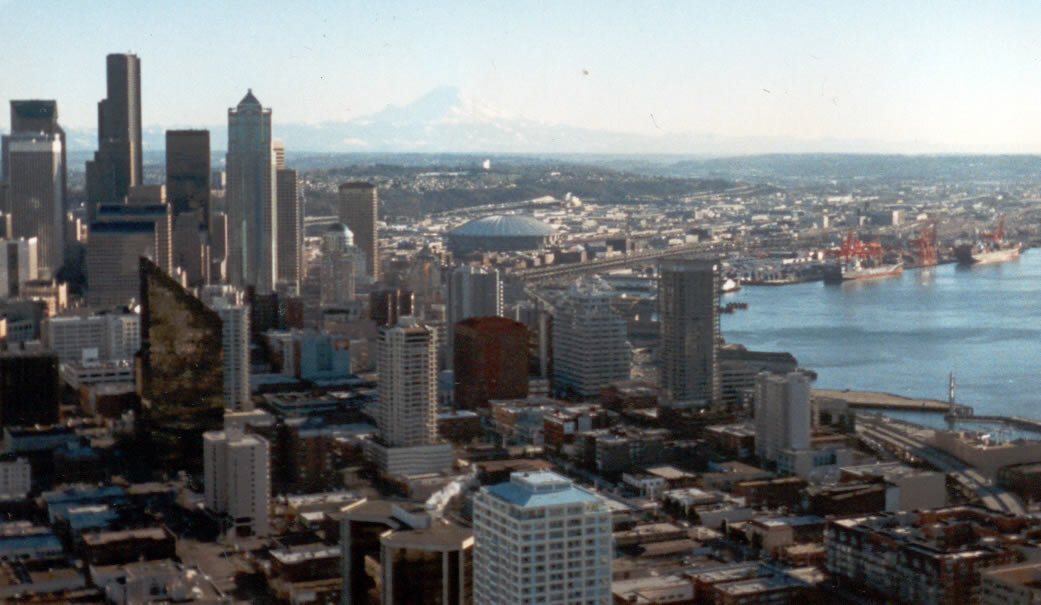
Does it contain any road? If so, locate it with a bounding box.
[856,415,1025,516]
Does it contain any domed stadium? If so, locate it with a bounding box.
[446,214,559,254]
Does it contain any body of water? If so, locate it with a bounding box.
[722,249,1041,422]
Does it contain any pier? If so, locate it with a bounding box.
[812,389,972,414]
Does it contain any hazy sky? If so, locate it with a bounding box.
[3,0,1040,151]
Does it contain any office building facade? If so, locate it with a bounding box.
[753,371,811,462]
[447,265,502,355]
[86,53,142,217]
[3,133,64,279]
[276,168,301,293]
[551,277,630,399]
[226,90,277,293]
[659,259,721,407]
[453,316,529,409]
[472,471,613,604]
[165,129,210,286]
[337,182,379,281]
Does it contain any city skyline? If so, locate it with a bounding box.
[3,1,1041,153]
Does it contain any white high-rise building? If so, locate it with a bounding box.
[370,317,452,475]
[226,90,277,293]
[203,426,269,537]
[43,310,140,363]
[473,471,613,604]
[754,371,811,461]
[551,277,630,399]
[447,265,502,354]
[211,297,251,412]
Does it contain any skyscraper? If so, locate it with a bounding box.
[319,223,363,306]
[0,238,37,298]
[87,185,172,307]
[370,317,452,475]
[473,471,613,604]
[659,259,721,407]
[166,130,211,286]
[3,100,66,208]
[138,257,224,475]
[453,316,529,409]
[447,265,502,356]
[3,108,64,279]
[226,90,277,293]
[86,53,142,217]
[551,277,630,399]
[754,371,810,462]
[208,296,250,412]
[276,168,301,292]
[337,182,379,281]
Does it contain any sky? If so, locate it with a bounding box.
[2,0,1041,152]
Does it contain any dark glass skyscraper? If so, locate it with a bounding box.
[166,130,211,285]
[659,259,722,408]
[138,257,224,475]
[86,53,142,217]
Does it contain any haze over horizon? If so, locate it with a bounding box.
[4,0,1041,154]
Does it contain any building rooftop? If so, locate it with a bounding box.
[380,521,473,550]
[449,214,556,238]
[485,471,603,509]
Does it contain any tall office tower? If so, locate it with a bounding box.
[753,371,810,462]
[659,259,721,408]
[209,297,251,411]
[319,223,364,306]
[0,238,38,298]
[473,471,613,604]
[337,182,379,281]
[551,277,630,399]
[3,129,64,279]
[209,211,227,282]
[86,53,142,218]
[370,317,452,475]
[275,168,301,292]
[2,101,66,224]
[166,130,211,286]
[453,316,529,409]
[138,258,224,475]
[226,90,277,293]
[380,523,474,605]
[447,265,502,356]
[0,351,60,427]
[203,426,270,537]
[87,185,172,307]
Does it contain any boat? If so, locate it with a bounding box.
[823,228,904,283]
[955,218,1021,265]
[720,278,741,293]
[822,258,904,283]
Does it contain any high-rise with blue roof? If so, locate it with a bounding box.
[472,471,612,604]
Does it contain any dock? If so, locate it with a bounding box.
[812,389,972,414]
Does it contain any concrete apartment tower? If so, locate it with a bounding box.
[473,471,613,604]
[369,317,452,475]
[86,53,142,219]
[551,276,631,399]
[203,426,270,537]
[753,371,811,462]
[166,129,211,286]
[659,259,721,408]
[337,182,379,281]
[226,90,277,293]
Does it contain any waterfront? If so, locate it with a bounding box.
[723,248,1041,424]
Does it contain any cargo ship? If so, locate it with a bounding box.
[822,258,904,283]
[955,218,1020,265]
[823,228,903,283]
